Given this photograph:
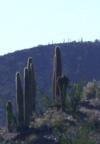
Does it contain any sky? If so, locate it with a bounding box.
[0,0,100,55]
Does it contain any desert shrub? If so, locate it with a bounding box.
[83,80,97,99]
[65,82,83,114]
[36,89,52,114]
[82,80,100,100]
[53,123,96,144]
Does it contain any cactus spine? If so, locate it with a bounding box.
[16,72,24,130]
[52,46,62,105]
[6,101,14,132]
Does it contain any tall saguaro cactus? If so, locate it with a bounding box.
[52,46,62,105]
[27,57,36,116]
[16,72,24,130]
[24,67,30,127]
[30,63,36,112]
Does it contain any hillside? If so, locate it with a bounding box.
[0,41,100,127]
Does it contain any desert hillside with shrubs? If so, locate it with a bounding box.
[0,42,100,143]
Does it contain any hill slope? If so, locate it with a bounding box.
[0,41,100,126]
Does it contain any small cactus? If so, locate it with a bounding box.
[6,101,14,132]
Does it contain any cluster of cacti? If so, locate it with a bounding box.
[17,57,36,130]
[6,46,69,132]
[6,57,36,132]
[52,46,69,110]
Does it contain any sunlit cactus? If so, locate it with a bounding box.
[27,57,32,68]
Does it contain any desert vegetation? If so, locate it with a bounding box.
[0,46,100,144]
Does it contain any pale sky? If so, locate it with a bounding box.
[0,0,100,55]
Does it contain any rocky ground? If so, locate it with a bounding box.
[0,95,100,144]
[0,109,77,144]
[0,105,100,144]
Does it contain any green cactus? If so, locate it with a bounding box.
[52,46,62,106]
[16,72,24,130]
[24,67,30,128]
[5,57,37,131]
[30,63,36,113]
[6,101,14,132]
[15,57,36,129]
[27,57,36,116]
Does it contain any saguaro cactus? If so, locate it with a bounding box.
[15,57,36,129]
[30,63,36,112]
[24,67,30,127]
[52,46,62,105]
[57,75,69,111]
[6,101,14,132]
[16,72,24,130]
[27,57,36,116]
[6,57,36,131]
